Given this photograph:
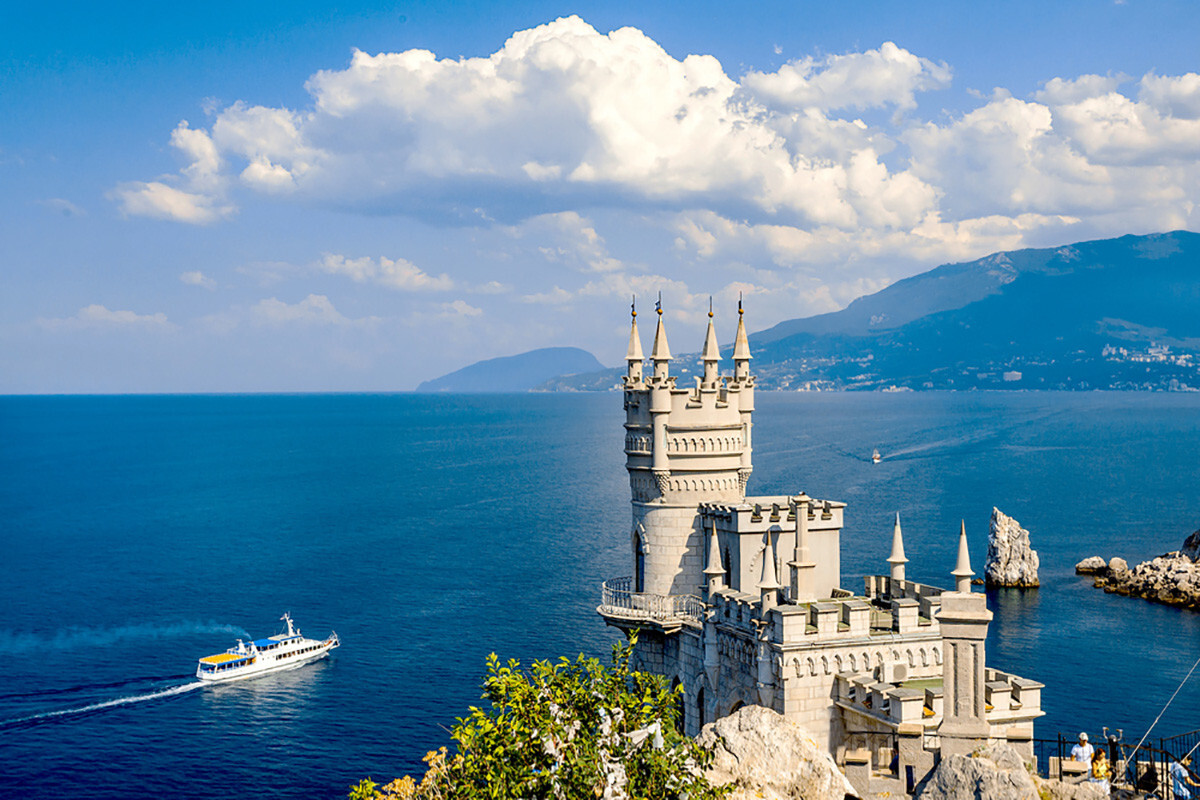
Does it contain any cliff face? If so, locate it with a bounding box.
[985,508,1040,588]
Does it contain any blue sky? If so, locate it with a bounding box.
[3,0,1199,391]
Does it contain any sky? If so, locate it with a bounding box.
[3,0,1199,392]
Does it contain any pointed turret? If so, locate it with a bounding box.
[952,520,974,593]
[703,521,725,593]
[651,293,671,381]
[701,298,721,388]
[733,296,751,381]
[888,512,908,582]
[758,536,781,611]
[625,297,644,385]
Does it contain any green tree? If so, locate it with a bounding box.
[350,635,727,800]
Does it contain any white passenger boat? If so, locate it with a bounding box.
[872,448,881,464]
[196,613,339,683]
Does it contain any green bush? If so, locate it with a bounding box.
[351,635,727,799]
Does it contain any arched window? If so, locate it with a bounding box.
[671,677,685,731]
[696,687,705,728]
[634,531,646,593]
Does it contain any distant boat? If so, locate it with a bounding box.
[872,449,881,464]
[196,613,339,683]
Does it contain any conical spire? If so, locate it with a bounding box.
[888,512,908,582]
[703,299,720,362]
[758,537,782,591]
[651,293,671,362]
[733,296,752,362]
[625,297,644,363]
[952,520,974,593]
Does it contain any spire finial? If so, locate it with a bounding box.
[656,291,663,316]
[631,295,636,319]
[709,296,713,318]
[738,292,743,316]
[952,519,974,593]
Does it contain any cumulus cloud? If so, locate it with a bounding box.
[180,270,217,289]
[121,17,944,231]
[117,16,1200,322]
[39,304,173,331]
[319,253,454,291]
[742,42,952,112]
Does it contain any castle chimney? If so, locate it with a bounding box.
[789,495,816,603]
[888,512,908,583]
[625,296,644,386]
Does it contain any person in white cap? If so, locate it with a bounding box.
[1071,732,1094,765]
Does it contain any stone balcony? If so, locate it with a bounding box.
[597,577,705,633]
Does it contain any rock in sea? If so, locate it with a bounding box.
[698,704,857,800]
[985,508,1040,587]
[1075,556,1107,574]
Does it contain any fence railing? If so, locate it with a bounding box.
[599,577,705,625]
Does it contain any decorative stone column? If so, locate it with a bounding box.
[937,521,993,757]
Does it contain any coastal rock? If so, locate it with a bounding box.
[1088,529,1200,608]
[1075,557,1107,575]
[986,508,1040,587]
[698,704,857,800]
[1182,529,1200,560]
[915,743,1036,800]
[1030,776,1110,800]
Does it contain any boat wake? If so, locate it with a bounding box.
[0,682,203,729]
[0,621,251,653]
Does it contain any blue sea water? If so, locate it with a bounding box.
[2,391,1200,798]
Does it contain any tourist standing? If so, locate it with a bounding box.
[1171,756,1200,799]
[1090,749,1110,794]
[1072,732,1094,764]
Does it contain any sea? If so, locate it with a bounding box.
[2,391,1200,798]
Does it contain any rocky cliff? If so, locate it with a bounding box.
[698,705,857,800]
[985,508,1040,587]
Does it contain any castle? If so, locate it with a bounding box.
[597,301,1044,792]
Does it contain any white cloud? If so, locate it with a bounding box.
[319,253,454,291]
[742,42,952,112]
[123,17,942,231]
[117,17,1200,307]
[251,294,376,326]
[438,299,483,319]
[111,180,234,224]
[39,304,173,331]
[180,270,217,289]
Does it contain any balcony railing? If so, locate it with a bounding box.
[598,577,705,626]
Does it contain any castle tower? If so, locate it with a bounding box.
[937,521,994,757]
[623,298,754,596]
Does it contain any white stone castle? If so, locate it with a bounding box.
[598,300,1044,792]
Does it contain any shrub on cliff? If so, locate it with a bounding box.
[349,636,727,800]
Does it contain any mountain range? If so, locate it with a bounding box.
[426,231,1200,392]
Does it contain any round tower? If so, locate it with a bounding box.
[624,299,755,596]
